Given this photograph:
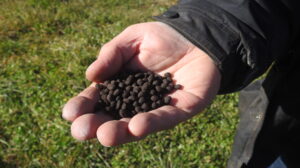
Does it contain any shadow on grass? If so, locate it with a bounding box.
[0,159,17,168]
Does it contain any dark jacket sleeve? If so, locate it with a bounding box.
[154,0,293,94]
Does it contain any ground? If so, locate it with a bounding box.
[0,0,239,167]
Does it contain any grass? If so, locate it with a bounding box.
[0,0,239,167]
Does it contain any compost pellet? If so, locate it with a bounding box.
[151,95,158,101]
[138,97,145,104]
[95,71,181,119]
[174,84,182,89]
[150,89,156,95]
[151,102,157,109]
[163,96,172,104]
[138,92,144,98]
[135,106,141,112]
[141,103,149,111]
[164,72,171,78]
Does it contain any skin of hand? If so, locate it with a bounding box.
[62,22,221,147]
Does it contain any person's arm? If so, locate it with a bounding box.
[62,0,298,146]
[155,0,295,94]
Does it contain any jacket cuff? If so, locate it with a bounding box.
[154,1,269,94]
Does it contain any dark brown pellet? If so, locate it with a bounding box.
[96,84,105,90]
[116,100,121,110]
[150,89,156,95]
[151,95,158,101]
[118,83,125,88]
[111,80,117,85]
[107,94,113,102]
[147,75,154,82]
[164,72,171,78]
[125,79,132,85]
[141,103,149,111]
[151,102,157,109]
[135,106,141,112]
[122,91,129,98]
[166,77,172,82]
[163,96,172,104]
[132,83,138,88]
[128,96,134,101]
[116,96,121,101]
[138,92,144,98]
[113,89,121,96]
[161,82,168,89]
[121,103,127,110]
[174,84,182,89]
[131,110,137,116]
[125,86,132,91]
[103,88,109,94]
[108,90,114,96]
[166,86,173,92]
[133,87,140,93]
[153,80,159,85]
[119,110,126,118]
[141,83,149,91]
[142,78,148,82]
[101,95,107,101]
[110,101,116,108]
[131,95,137,101]
[168,83,174,88]
[107,84,116,90]
[135,73,143,78]
[137,79,143,85]
[133,101,138,107]
[155,86,162,92]
[156,100,162,106]
[124,98,132,103]
[138,97,145,104]
[128,91,134,96]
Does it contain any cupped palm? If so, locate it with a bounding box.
[63,22,221,146]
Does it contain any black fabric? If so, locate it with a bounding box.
[154,0,294,94]
[230,48,300,168]
[246,74,300,168]
[154,0,300,167]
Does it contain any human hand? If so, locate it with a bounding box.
[62,22,221,146]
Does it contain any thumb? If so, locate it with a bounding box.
[86,25,141,82]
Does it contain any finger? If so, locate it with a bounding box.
[86,26,142,82]
[86,45,123,82]
[97,120,142,147]
[128,106,191,137]
[71,112,113,141]
[62,84,99,122]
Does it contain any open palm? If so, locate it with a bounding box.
[62,22,221,146]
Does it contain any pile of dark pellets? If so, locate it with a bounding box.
[95,71,181,119]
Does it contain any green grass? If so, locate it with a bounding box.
[0,0,239,167]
